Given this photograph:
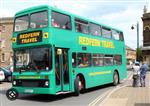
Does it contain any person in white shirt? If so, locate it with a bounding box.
[132,63,140,75]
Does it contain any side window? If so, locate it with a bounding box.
[104,55,113,66]
[119,32,124,41]
[112,30,119,40]
[72,53,76,68]
[102,27,112,39]
[51,11,72,30]
[114,55,122,65]
[78,53,91,67]
[75,18,89,34]
[92,54,103,66]
[89,23,101,36]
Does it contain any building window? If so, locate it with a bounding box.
[2,25,6,33]
[1,40,5,48]
[1,53,5,62]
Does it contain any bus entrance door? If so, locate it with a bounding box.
[55,48,70,92]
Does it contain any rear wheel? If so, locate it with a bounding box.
[113,71,119,86]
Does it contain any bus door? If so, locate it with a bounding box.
[55,48,70,92]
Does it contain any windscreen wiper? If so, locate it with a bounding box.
[14,53,21,74]
[30,56,40,73]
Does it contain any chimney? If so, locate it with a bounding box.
[143,5,147,14]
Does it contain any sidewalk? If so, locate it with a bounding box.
[101,72,150,106]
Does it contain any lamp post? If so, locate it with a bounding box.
[131,21,139,61]
[131,21,139,49]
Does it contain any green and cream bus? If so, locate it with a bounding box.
[7,5,127,100]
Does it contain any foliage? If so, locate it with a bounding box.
[136,47,143,62]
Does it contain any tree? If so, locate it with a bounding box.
[136,47,143,62]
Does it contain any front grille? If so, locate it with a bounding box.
[14,79,49,88]
[22,81,39,87]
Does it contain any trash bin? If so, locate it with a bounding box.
[132,74,140,87]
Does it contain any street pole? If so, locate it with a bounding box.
[131,21,140,61]
[137,21,139,49]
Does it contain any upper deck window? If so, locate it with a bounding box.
[30,11,48,28]
[89,23,101,36]
[75,18,89,34]
[112,30,119,40]
[51,11,72,30]
[14,15,29,32]
[102,27,111,39]
[112,30,124,41]
[119,32,124,41]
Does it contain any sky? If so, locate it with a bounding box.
[0,0,150,49]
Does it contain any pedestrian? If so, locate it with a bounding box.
[140,61,149,87]
[132,62,140,75]
[132,62,140,87]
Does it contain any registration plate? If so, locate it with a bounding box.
[24,89,33,93]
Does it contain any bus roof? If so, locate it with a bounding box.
[15,5,123,32]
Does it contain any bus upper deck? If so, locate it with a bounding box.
[12,5,124,50]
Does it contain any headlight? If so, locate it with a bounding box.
[13,81,16,85]
[45,81,49,86]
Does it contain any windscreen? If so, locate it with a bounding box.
[14,47,52,72]
[14,11,48,32]
[14,15,29,32]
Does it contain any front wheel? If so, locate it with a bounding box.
[113,71,119,86]
[6,88,18,101]
[74,76,81,96]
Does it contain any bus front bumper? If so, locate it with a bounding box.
[12,87,55,95]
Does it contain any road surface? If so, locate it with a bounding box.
[0,70,132,106]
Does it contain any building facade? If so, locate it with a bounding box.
[141,12,150,67]
[126,46,136,65]
[0,17,13,67]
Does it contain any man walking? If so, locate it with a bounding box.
[140,62,148,87]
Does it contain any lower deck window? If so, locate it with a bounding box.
[78,53,91,67]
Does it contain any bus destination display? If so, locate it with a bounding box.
[17,31,42,44]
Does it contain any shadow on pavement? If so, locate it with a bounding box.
[0,89,8,95]
[1,83,114,102]
[82,83,113,93]
[134,103,150,106]
[19,83,113,102]
[19,93,74,102]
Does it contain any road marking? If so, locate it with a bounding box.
[99,85,128,106]
[88,82,130,106]
[88,89,111,106]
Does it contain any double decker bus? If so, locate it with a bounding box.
[7,5,127,100]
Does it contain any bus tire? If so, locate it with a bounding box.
[113,71,119,86]
[6,88,18,101]
[74,76,80,96]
